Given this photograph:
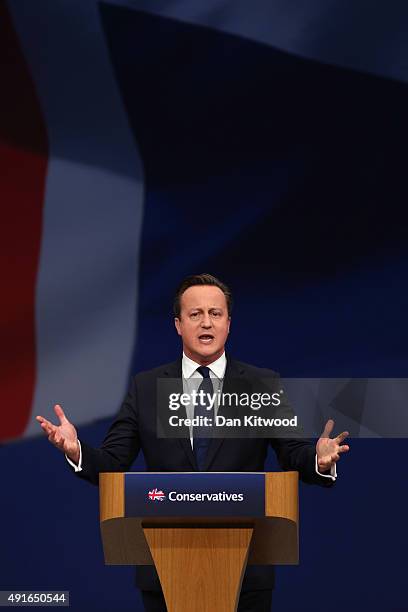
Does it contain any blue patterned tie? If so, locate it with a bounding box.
[193,366,214,471]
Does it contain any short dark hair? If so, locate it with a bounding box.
[173,273,233,318]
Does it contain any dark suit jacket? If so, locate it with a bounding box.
[72,356,334,591]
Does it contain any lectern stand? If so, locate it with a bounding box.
[99,472,298,612]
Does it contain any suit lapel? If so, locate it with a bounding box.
[203,357,247,471]
[162,360,197,470]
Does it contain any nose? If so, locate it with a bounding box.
[201,313,212,328]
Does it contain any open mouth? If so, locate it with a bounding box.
[198,334,214,344]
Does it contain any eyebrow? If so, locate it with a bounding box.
[189,307,223,312]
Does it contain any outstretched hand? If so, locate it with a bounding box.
[36,405,79,463]
[316,419,349,473]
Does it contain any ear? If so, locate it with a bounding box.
[227,317,231,334]
[174,317,182,336]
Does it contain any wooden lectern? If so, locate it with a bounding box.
[100,471,298,612]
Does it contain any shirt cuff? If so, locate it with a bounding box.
[65,439,82,472]
[315,453,337,481]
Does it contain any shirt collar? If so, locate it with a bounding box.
[182,351,227,379]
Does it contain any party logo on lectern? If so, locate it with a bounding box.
[126,473,265,517]
[148,488,166,501]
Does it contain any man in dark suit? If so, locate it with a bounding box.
[37,273,349,612]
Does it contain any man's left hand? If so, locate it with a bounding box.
[316,419,349,473]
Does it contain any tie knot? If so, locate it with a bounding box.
[197,366,211,379]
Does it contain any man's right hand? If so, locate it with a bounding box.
[36,405,80,464]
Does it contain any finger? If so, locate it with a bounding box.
[49,430,64,448]
[45,420,56,433]
[331,453,340,462]
[48,426,57,440]
[38,416,57,436]
[38,419,48,434]
[41,421,55,436]
[53,428,65,444]
[54,434,65,449]
[54,404,68,425]
[321,419,334,438]
[48,425,61,441]
[38,416,52,428]
[40,422,49,435]
[338,444,349,454]
[52,429,61,444]
[335,431,349,444]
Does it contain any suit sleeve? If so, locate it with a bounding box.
[271,437,334,486]
[267,374,334,487]
[68,376,141,486]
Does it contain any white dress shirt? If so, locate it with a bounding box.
[182,351,226,447]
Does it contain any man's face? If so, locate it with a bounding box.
[174,285,231,365]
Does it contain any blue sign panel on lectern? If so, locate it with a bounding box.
[125,472,265,517]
